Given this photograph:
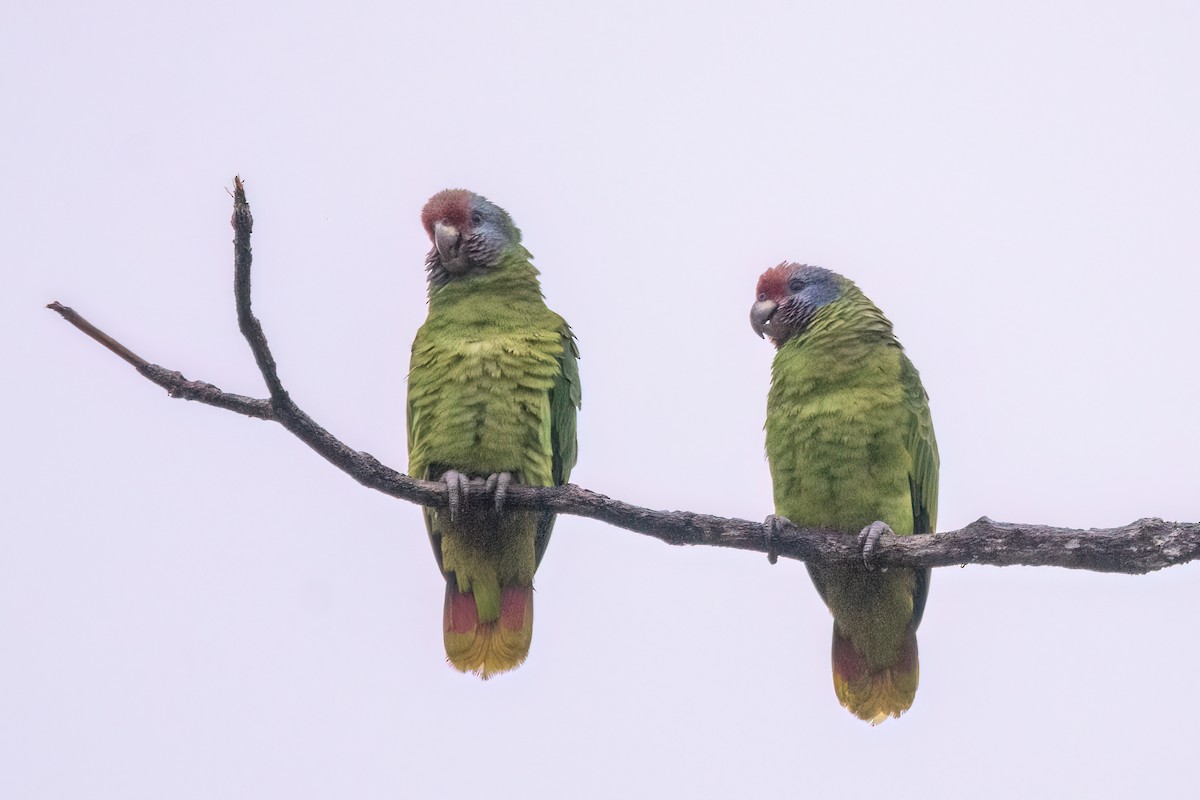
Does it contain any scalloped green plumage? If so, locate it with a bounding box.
[763,272,938,723]
[408,196,579,678]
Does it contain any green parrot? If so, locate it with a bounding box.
[407,189,580,678]
[751,262,938,724]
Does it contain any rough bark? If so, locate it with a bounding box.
[46,178,1200,575]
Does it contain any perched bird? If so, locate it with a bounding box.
[407,189,580,678]
[751,263,938,724]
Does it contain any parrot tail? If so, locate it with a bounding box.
[443,582,533,679]
[830,626,919,725]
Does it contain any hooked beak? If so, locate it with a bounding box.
[750,299,778,339]
[434,221,468,273]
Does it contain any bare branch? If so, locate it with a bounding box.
[47,301,273,420]
[231,176,286,401]
[46,179,1200,576]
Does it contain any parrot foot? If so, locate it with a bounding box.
[858,520,894,571]
[484,472,513,514]
[441,470,472,522]
[763,514,790,565]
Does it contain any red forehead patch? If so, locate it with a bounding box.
[420,189,473,237]
[755,262,792,301]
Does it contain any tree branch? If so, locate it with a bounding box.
[46,178,1200,576]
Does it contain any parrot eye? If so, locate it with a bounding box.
[757,292,767,301]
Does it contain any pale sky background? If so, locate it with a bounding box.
[4,1,1199,798]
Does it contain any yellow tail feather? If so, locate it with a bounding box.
[444,584,534,679]
[831,627,919,725]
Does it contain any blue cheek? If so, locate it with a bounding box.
[802,281,840,309]
[481,227,504,250]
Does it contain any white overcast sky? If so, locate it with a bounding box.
[4,2,1199,798]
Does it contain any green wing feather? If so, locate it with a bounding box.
[901,352,939,629]
[535,326,580,567]
[406,327,445,571]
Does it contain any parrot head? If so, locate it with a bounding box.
[421,189,522,287]
[750,262,844,348]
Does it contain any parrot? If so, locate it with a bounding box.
[407,189,580,678]
[751,262,938,724]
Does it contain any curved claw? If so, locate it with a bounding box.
[858,520,894,571]
[763,514,789,565]
[485,472,513,514]
[441,469,471,522]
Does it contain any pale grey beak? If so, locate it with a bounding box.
[750,299,778,338]
[434,221,468,273]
